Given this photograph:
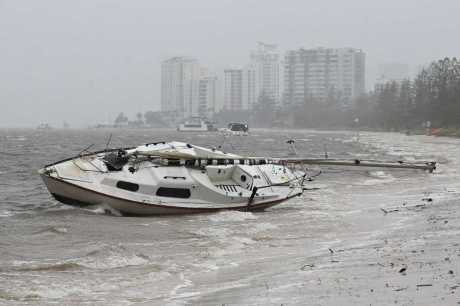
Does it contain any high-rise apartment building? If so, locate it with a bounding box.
[283,48,365,106]
[250,42,280,104]
[223,67,256,111]
[161,56,201,118]
[198,76,218,118]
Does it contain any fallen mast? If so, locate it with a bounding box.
[132,155,436,173]
[277,158,436,173]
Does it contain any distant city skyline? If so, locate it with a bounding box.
[162,44,366,118]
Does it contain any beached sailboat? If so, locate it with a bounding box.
[39,142,307,215]
[39,141,436,216]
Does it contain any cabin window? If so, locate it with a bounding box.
[156,187,191,198]
[116,181,139,192]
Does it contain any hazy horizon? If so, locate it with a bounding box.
[1,0,459,127]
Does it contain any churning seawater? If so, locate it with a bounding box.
[1,128,458,305]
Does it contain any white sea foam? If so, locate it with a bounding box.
[168,272,194,300]
[192,227,232,238]
[85,206,107,215]
[76,245,149,269]
[53,226,68,234]
[79,253,148,269]
[87,204,122,216]
[361,179,395,186]
[208,210,257,222]
[247,222,278,233]
[22,285,78,300]
[9,136,27,141]
[231,236,256,245]
[12,259,35,266]
[146,270,173,282]
[340,138,357,143]
[368,170,391,178]
[191,262,220,271]
[360,171,396,185]
[170,280,248,304]
[0,210,14,217]
[32,226,68,235]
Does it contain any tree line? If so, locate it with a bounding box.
[362,57,460,130]
[113,111,169,128]
[247,57,460,130]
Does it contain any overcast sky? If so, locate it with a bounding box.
[1,0,459,127]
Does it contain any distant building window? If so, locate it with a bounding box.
[116,181,139,192]
[156,187,191,198]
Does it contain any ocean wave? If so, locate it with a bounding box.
[5,136,27,141]
[7,244,153,273]
[78,254,148,269]
[0,290,22,302]
[0,259,85,274]
[31,226,68,235]
[9,283,87,301]
[77,245,150,269]
[0,210,14,218]
[12,262,82,272]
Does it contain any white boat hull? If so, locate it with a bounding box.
[177,125,210,132]
[40,172,300,215]
[177,118,216,132]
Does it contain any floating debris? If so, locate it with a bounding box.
[300,264,315,271]
[398,267,407,274]
[394,287,408,292]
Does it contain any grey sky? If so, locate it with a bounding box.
[1,0,459,127]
